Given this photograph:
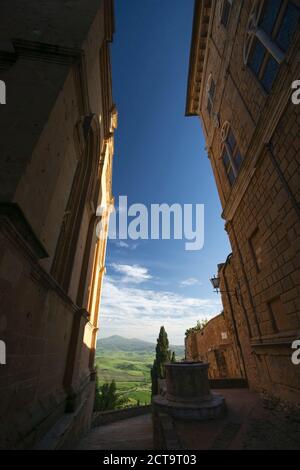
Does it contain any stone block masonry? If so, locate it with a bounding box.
[0,0,117,449]
[185,312,245,380]
[186,0,300,407]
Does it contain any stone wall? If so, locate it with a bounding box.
[0,0,116,448]
[92,405,152,428]
[185,313,244,379]
[186,0,300,406]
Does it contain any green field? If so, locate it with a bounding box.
[95,351,154,406]
[95,336,185,407]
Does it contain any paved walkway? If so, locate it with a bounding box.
[174,389,300,450]
[78,414,153,450]
[78,391,300,450]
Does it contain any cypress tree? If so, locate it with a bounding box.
[155,326,170,379]
[151,358,158,396]
[151,326,174,396]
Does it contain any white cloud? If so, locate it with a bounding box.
[98,275,222,345]
[180,277,202,287]
[114,241,138,250]
[110,263,152,283]
[115,241,130,248]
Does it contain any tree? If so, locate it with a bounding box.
[185,318,209,338]
[155,326,170,379]
[94,374,129,411]
[94,365,102,410]
[151,326,175,396]
[151,358,158,396]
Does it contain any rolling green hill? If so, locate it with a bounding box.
[96,335,185,356]
[95,336,184,406]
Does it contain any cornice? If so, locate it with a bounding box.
[104,0,115,43]
[185,0,212,116]
[251,329,300,352]
[12,38,83,65]
[4,37,91,117]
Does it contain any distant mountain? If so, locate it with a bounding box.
[96,335,185,357]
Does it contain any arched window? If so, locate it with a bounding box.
[244,0,300,93]
[221,122,243,186]
[206,74,216,116]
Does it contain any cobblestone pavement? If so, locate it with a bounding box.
[242,395,300,450]
[175,389,300,450]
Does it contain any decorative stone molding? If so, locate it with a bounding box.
[218,0,233,26]
[243,0,263,66]
[220,121,230,143]
[12,38,83,65]
[110,104,118,133]
[222,80,292,222]
[213,112,220,129]
[51,112,101,290]
[0,203,48,259]
[185,0,212,116]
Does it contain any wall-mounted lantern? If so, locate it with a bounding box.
[210,275,221,292]
[210,275,240,304]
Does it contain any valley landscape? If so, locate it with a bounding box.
[95,336,185,406]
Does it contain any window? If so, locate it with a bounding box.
[221,123,244,186]
[268,297,290,332]
[221,0,232,28]
[249,228,263,271]
[206,74,216,116]
[244,0,300,92]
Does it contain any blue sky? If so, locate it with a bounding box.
[98,0,231,345]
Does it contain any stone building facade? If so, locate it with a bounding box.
[185,312,245,380]
[186,0,300,405]
[0,0,116,448]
